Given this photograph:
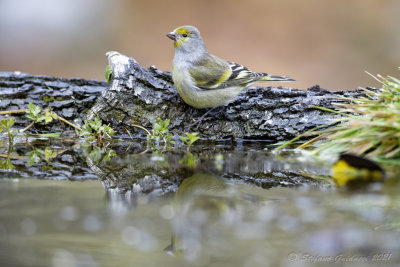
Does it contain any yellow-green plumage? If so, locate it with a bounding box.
[167,25,294,108]
[189,54,232,87]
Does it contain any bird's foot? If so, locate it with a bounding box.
[187,107,218,130]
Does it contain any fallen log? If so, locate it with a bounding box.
[1,52,365,140]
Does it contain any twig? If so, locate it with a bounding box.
[0,109,27,115]
[131,124,151,136]
[19,121,35,133]
[54,114,82,131]
[0,154,25,159]
[3,108,82,132]
[125,128,134,140]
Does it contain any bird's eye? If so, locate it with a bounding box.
[182,34,188,37]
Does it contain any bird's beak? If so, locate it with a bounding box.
[166,32,176,41]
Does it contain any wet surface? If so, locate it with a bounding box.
[1,137,400,267]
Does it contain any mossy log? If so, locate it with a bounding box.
[1,52,365,140]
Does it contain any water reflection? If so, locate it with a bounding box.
[85,142,329,194]
[1,140,400,266]
[165,173,238,258]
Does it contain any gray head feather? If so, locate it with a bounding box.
[172,25,208,62]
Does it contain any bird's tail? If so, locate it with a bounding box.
[259,74,295,82]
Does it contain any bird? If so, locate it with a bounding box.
[166,25,295,109]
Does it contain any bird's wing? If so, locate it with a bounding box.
[189,54,263,90]
[224,62,266,86]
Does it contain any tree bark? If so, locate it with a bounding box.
[0,71,105,131]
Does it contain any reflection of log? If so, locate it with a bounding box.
[1,139,326,195]
[87,144,327,195]
[1,139,98,181]
[89,51,364,141]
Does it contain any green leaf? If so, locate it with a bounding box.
[103,125,116,135]
[26,114,35,121]
[43,147,58,160]
[44,111,57,124]
[44,115,53,123]
[0,118,15,130]
[180,132,199,147]
[79,121,93,136]
[105,65,113,83]
[28,103,42,117]
[37,133,61,138]
[37,115,46,123]
[27,149,44,166]
[162,119,170,127]
[90,117,103,132]
[28,103,36,112]
[153,123,162,132]
[103,150,116,162]
[88,148,104,162]
[0,158,15,170]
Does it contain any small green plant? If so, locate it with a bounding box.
[0,157,14,170]
[22,103,59,133]
[43,147,59,161]
[27,148,44,166]
[0,118,17,170]
[180,133,199,149]
[147,118,174,146]
[23,103,82,134]
[79,116,115,143]
[26,103,57,123]
[105,65,113,83]
[25,103,44,122]
[2,104,114,146]
[0,118,17,143]
[0,118,16,131]
[26,147,66,166]
[146,119,200,150]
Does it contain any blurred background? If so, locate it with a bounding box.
[0,0,399,90]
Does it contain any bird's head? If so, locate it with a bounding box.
[167,25,206,53]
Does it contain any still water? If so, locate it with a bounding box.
[0,139,399,267]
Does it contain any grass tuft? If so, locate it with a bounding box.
[285,69,400,163]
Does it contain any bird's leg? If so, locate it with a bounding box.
[188,107,218,130]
